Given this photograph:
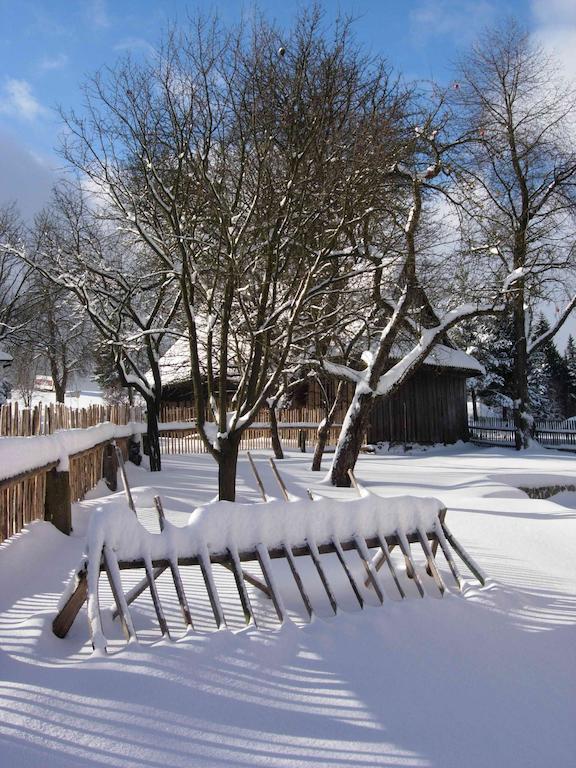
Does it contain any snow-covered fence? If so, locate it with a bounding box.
[0,421,145,544]
[469,418,576,449]
[0,402,145,437]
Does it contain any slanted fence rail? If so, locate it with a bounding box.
[468,418,576,448]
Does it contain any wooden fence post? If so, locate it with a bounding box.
[102,443,118,491]
[44,468,72,535]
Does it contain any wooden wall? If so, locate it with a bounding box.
[368,370,469,445]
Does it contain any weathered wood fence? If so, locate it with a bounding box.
[469,417,576,448]
[0,402,144,437]
[159,404,347,455]
[0,400,145,545]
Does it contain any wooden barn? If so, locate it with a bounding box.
[155,337,482,447]
[367,348,481,445]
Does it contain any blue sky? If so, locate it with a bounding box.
[1,0,574,218]
[1,1,575,345]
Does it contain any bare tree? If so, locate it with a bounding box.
[59,10,407,499]
[14,184,180,470]
[326,97,505,486]
[0,204,29,347]
[453,20,576,447]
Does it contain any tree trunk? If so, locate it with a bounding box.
[311,419,330,471]
[329,392,374,486]
[270,406,284,459]
[512,294,532,449]
[146,399,162,471]
[471,388,478,422]
[217,433,241,501]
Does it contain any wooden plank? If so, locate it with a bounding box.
[396,531,425,597]
[154,497,194,629]
[441,521,485,585]
[144,558,171,638]
[433,525,461,588]
[52,568,88,638]
[247,451,267,501]
[198,549,227,629]
[353,535,384,604]
[268,458,290,501]
[256,544,287,623]
[103,546,138,643]
[283,543,313,619]
[227,546,257,627]
[307,539,338,614]
[115,444,136,514]
[375,534,405,599]
[332,536,364,608]
[416,528,445,595]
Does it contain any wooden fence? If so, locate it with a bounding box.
[159,424,343,454]
[469,418,576,448]
[0,401,145,543]
[158,403,347,455]
[0,402,144,437]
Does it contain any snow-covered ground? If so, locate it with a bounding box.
[0,444,575,767]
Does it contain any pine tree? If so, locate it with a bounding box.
[454,315,515,416]
[564,335,576,416]
[528,314,568,419]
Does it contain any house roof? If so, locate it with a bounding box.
[155,335,483,387]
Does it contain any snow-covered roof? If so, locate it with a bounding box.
[421,344,484,375]
[0,349,13,367]
[156,336,483,387]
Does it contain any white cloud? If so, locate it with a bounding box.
[410,0,497,43]
[532,0,576,81]
[0,79,46,121]
[113,38,155,57]
[85,0,110,30]
[39,53,68,71]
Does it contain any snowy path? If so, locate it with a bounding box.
[0,445,574,767]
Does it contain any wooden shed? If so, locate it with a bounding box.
[366,345,482,446]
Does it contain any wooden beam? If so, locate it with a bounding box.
[198,549,227,629]
[332,537,364,608]
[417,528,445,595]
[246,452,267,501]
[154,496,194,629]
[52,567,88,638]
[375,534,405,599]
[103,546,137,643]
[256,544,287,623]
[353,535,384,604]
[227,547,257,626]
[268,458,290,501]
[114,444,136,514]
[397,531,425,597]
[433,525,461,588]
[44,467,72,535]
[307,539,338,614]
[441,522,485,585]
[283,543,313,619]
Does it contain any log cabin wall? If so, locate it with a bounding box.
[368,369,469,445]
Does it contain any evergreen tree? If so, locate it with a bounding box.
[528,314,569,419]
[564,335,576,417]
[453,315,515,416]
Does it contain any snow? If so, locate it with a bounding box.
[0,444,575,767]
[0,421,146,481]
